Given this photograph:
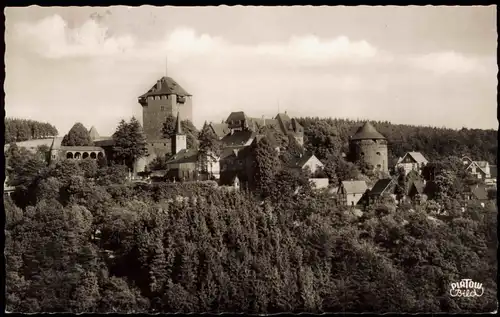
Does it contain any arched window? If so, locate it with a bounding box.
[82,152,89,159]
[97,152,104,159]
[74,152,81,159]
[90,152,97,159]
[66,152,74,159]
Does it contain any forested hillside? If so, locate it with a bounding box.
[297,117,498,165]
[5,118,59,144]
[4,141,498,313]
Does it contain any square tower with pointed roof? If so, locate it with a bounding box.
[138,76,193,141]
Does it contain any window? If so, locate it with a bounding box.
[376,152,381,156]
[164,143,167,146]
[161,106,165,111]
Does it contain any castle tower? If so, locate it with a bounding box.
[172,112,187,154]
[138,76,193,141]
[348,122,388,173]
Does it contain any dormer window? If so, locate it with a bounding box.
[177,96,186,104]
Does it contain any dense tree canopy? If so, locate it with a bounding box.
[297,117,497,165]
[61,122,93,146]
[5,118,59,144]
[4,115,497,314]
[5,162,497,313]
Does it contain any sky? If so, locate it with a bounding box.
[5,6,498,136]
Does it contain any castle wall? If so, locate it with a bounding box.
[142,96,176,140]
[350,139,388,173]
[146,139,172,158]
[142,95,193,140]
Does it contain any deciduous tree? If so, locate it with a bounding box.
[62,122,93,146]
[112,117,147,169]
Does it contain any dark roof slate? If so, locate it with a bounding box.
[221,130,255,147]
[369,178,395,196]
[351,122,386,140]
[139,76,191,98]
[166,149,199,164]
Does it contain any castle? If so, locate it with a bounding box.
[5,69,388,185]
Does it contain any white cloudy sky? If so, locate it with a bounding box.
[5,6,498,136]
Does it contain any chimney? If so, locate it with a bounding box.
[157,80,162,90]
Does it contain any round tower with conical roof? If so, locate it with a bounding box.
[348,122,388,173]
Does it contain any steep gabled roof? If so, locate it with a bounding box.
[402,152,429,165]
[221,130,256,147]
[351,122,386,141]
[225,111,250,124]
[467,161,489,175]
[166,149,198,164]
[209,123,230,139]
[369,178,395,196]
[340,180,368,195]
[139,76,191,98]
[275,113,303,134]
[289,153,323,169]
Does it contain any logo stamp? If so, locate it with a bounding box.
[450,279,484,298]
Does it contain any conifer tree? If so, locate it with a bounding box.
[252,137,280,197]
[198,123,221,175]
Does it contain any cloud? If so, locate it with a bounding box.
[409,51,486,75]
[13,14,135,58]
[12,14,383,66]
